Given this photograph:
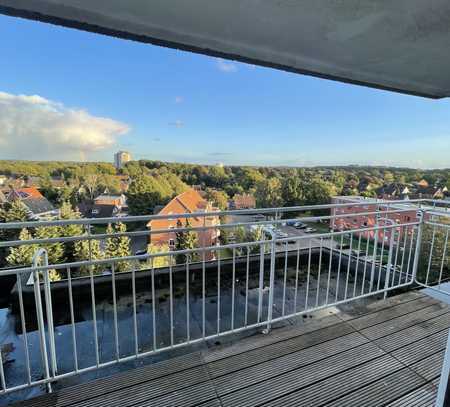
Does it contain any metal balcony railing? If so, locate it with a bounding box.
[0,199,449,398]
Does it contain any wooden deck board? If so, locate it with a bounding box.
[11,291,450,407]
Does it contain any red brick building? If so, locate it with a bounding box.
[331,196,420,242]
[147,189,220,258]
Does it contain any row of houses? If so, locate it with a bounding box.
[358,179,449,200]
[0,174,131,193]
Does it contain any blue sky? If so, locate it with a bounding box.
[0,14,449,168]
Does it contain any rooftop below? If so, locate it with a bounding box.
[11,290,449,407]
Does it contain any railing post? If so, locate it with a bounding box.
[32,257,52,393]
[436,328,450,407]
[43,269,57,377]
[265,233,277,333]
[32,249,57,392]
[384,226,396,299]
[411,210,424,283]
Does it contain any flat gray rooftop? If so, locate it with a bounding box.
[11,290,450,407]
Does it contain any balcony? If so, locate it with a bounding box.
[0,199,449,406]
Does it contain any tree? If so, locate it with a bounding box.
[144,244,172,269]
[205,188,229,210]
[83,174,100,201]
[6,228,37,267]
[58,202,85,262]
[126,175,166,215]
[282,175,304,207]
[104,223,132,272]
[73,238,104,275]
[175,219,198,263]
[0,200,29,266]
[255,177,283,208]
[34,226,65,267]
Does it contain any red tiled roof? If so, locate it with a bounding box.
[14,187,44,199]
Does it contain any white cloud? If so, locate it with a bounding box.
[216,58,238,73]
[0,91,130,160]
[174,96,184,104]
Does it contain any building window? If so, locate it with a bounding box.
[169,239,175,247]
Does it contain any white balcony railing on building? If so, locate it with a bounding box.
[0,199,449,398]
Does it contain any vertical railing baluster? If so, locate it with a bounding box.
[0,340,5,393]
[335,235,343,301]
[315,238,323,307]
[151,257,157,350]
[397,225,409,285]
[266,234,277,331]
[111,263,119,361]
[244,247,250,327]
[426,225,437,286]
[16,273,32,384]
[202,250,206,337]
[282,242,288,316]
[169,256,174,347]
[411,212,424,283]
[185,255,190,343]
[369,224,379,293]
[132,264,138,357]
[361,233,370,295]
[293,245,300,312]
[32,268,51,393]
[325,235,334,305]
[353,234,362,298]
[344,234,353,300]
[438,229,449,290]
[89,263,99,368]
[391,225,402,287]
[37,249,57,379]
[384,226,396,298]
[257,244,264,323]
[377,221,386,291]
[67,267,79,371]
[305,240,312,310]
[406,226,415,281]
[231,248,236,331]
[217,251,221,334]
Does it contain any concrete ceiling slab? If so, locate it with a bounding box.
[1,0,450,98]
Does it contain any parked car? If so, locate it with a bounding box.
[304,227,317,233]
[294,222,307,229]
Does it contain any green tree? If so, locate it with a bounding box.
[255,177,283,208]
[73,239,104,275]
[175,219,198,264]
[104,223,132,272]
[58,202,85,262]
[282,175,304,207]
[0,200,29,266]
[34,226,65,267]
[6,228,37,267]
[126,175,166,215]
[205,188,229,210]
[144,244,172,269]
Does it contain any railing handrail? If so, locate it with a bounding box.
[0,207,419,249]
[0,219,419,276]
[0,197,445,230]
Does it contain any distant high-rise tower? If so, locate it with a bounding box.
[114,151,131,169]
